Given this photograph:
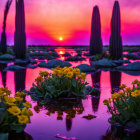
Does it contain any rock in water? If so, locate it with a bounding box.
[38,60,72,68]
[116,62,140,71]
[65,56,85,61]
[0,54,14,60]
[5,65,25,71]
[93,59,117,68]
[75,64,95,73]
[124,53,140,60]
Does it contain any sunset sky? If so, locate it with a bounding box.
[0,0,140,45]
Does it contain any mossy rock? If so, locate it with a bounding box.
[38,60,72,68]
[75,64,95,73]
[0,54,14,60]
[65,56,85,61]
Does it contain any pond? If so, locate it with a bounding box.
[0,47,140,140]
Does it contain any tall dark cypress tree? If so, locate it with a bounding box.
[14,0,26,59]
[109,1,122,60]
[90,6,103,55]
[0,0,12,53]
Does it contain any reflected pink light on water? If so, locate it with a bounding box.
[0,48,140,139]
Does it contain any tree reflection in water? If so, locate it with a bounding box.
[14,70,26,92]
[91,71,101,113]
[0,63,7,87]
[110,71,121,94]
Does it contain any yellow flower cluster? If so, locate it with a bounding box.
[111,92,124,100]
[0,87,11,98]
[4,96,16,106]
[131,90,140,97]
[39,71,49,77]
[0,88,33,125]
[119,84,127,89]
[103,80,140,107]
[132,79,140,85]
[51,67,86,80]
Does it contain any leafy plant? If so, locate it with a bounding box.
[0,88,33,133]
[30,67,88,100]
[103,80,140,129]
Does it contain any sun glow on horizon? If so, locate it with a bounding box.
[59,36,63,41]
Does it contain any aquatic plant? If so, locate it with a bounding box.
[90,6,103,55]
[109,1,123,60]
[14,0,26,59]
[30,67,88,99]
[0,0,13,53]
[103,80,140,129]
[0,88,33,133]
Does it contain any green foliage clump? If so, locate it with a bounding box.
[30,67,88,100]
[104,80,140,129]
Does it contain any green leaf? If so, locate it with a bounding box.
[11,124,26,133]
[0,133,8,140]
[72,79,76,87]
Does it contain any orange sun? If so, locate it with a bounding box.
[59,36,63,41]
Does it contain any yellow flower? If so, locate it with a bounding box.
[120,84,127,89]
[18,115,29,124]
[35,76,44,83]
[103,98,111,105]
[119,91,125,97]
[23,102,32,108]
[125,87,131,93]
[77,74,82,79]
[39,71,49,77]
[0,99,1,103]
[7,106,21,116]
[57,70,64,77]
[16,91,26,97]
[66,72,73,78]
[0,87,11,97]
[21,107,33,117]
[131,90,140,97]
[15,96,23,102]
[4,96,16,106]
[111,93,122,99]
[81,73,86,80]
[73,68,80,75]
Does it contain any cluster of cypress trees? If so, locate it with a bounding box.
[90,1,122,60]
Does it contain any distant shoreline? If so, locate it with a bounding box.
[7,45,140,48]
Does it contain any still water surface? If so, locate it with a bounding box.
[0,48,140,140]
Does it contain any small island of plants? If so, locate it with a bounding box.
[30,67,90,101]
[0,88,33,133]
[103,80,140,130]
